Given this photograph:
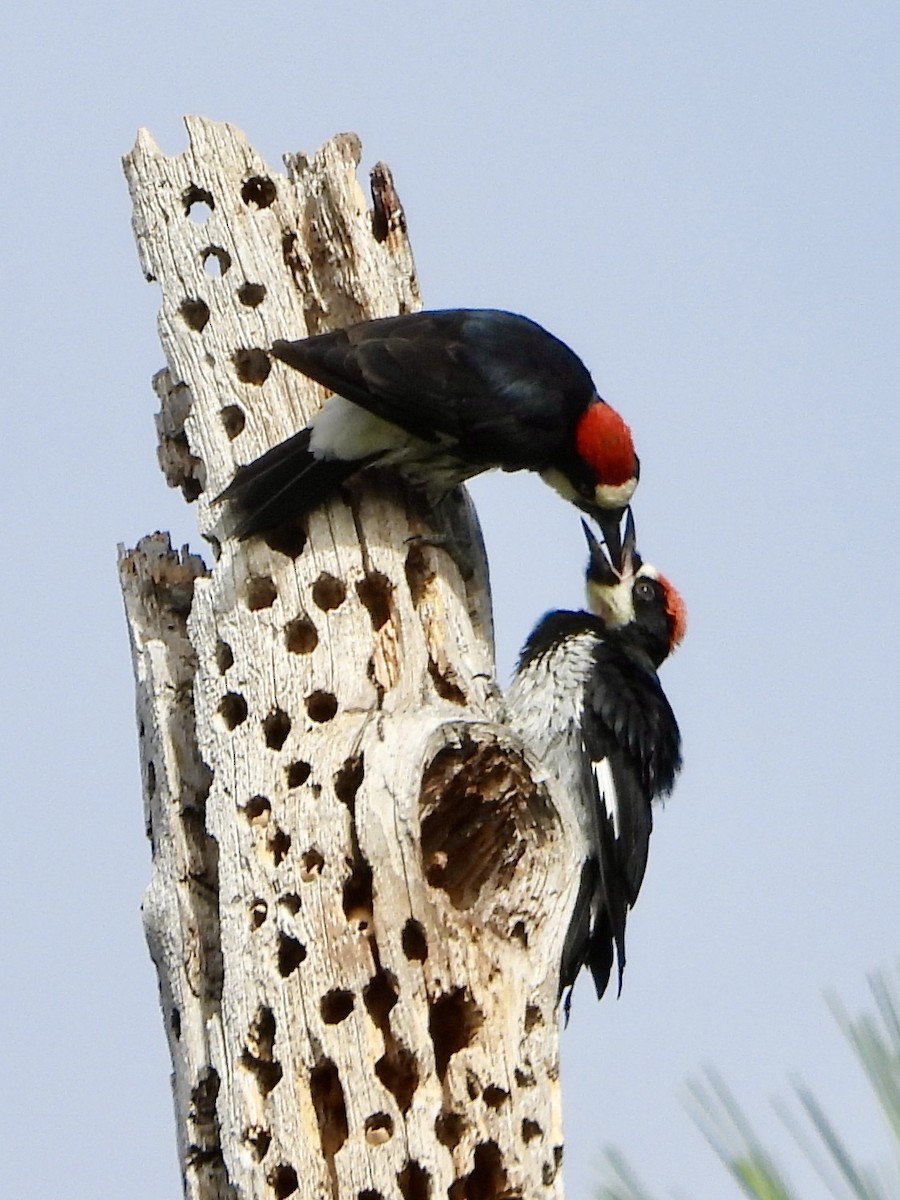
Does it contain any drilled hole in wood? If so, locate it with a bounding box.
[238,281,267,307]
[233,347,271,385]
[435,1112,466,1150]
[376,1044,419,1114]
[397,1160,430,1200]
[170,1006,181,1041]
[286,761,311,788]
[448,1142,507,1200]
[356,571,393,630]
[306,691,338,722]
[243,795,271,824]
[263,708,291,750]
[466,1072,480,1101]
[428,989,483,1082]
[183,183,214,221]
[427,656,466,705]
[268,1163,298,1198]
[404,544,433,607]
[543,1149,563,1187]
[246,575,277,610]
[218,691,248,730]
[312,573,346,611]
[512,921,528,948]
[483,1086,509,1110]
[514,1068,535,1089]
[367,656,386,710]
[401,919,428,962]
[521,1119,542,1144]
[363,969,398,1025]
[190,1068,221,1126]
[420,738,553,910]
[342,861,373,932]
[310,1058,348,1161]
[276,932,306,977]
[243,1125,272,1162]
[263,520,307,559]
[282,229,298,265]
[202,245,231,277]
[285,615,318,654]
[250,899,268,929]
[279,892,301,914]
[242,175,276,208]
[358,1192,383,1200]
[320,989,354,1025]
[240,1007,282,1096]
[524,1005,543,1032]
[268,828,292,866]
[195,768,213,807]
[180,298,210,332]
[334,754,364,812]
[364,1113,394,1145]
[220,404,245,439]
[215,639,234,674]
[301,849,324,879]
[158,426,203,501]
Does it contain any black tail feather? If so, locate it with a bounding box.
[586,910,617,1000]
[216,429,358,538]
[559,854,630,1016]
[560,858,597,1000]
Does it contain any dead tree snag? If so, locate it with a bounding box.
[119,117,583,1200]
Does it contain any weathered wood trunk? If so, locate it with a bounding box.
[119,117,581,1200]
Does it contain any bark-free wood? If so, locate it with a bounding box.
[119,117,582,1200]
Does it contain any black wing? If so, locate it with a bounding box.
[271,309,597,470]
[215,428,361,537]
[566,641,681,1001]
[586,645,682,801]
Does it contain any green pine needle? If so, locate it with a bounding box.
[596,967,900,1200]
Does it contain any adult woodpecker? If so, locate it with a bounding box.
[217,309,638,556]
[506,513,685,1007]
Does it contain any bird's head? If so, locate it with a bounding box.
[572,401,639,560]
[582,511,686,666]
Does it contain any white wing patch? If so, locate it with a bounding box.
[309,395,405,461]
[308,394,466,488]
[593,756,620,839]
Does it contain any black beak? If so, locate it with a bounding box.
[581,519,618,587]
[594,507,625,567]
[620,507,641,575]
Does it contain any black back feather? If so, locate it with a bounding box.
[271,309,598,471]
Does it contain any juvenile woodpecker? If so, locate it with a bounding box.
[218,309,638,556]
[506,513,685,1007]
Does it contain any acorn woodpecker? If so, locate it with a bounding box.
[218,310,638,555]
[506,513,685,1007]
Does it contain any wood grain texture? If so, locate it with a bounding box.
[120,117,584,1200]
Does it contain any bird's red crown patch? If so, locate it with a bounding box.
[576,403,637,486]
[657,575,687,650]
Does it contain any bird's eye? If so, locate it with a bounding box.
[634,579,655,603]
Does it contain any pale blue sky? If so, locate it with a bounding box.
[2,3,898,1197]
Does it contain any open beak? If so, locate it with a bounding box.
[594,507,625,567]
[581,519,618,587]
[620,507,640,575]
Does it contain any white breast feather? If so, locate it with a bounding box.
[506,632,597,749]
